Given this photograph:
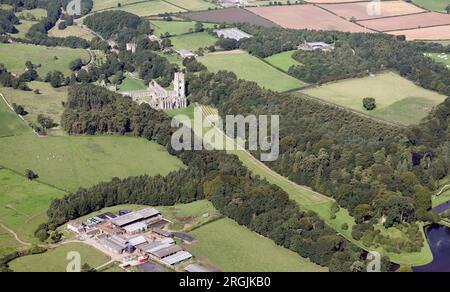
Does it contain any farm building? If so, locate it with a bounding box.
[172,232,196,243]
[67,221,85,234]
[176,49,197,59]
[162,251,193,266]
[152,227,173,237]
[215,28,252,41]
[128,236,148,247]
[110,207,161,228]
[152,245,183,259]
[99,235,128,254]
[298,41,335,52]
[123,222,148,234]
[126,42,137,53]
[184,264,211,272]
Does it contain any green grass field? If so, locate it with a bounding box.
[164,0,216,10]
[302,72,447,125]
[93,0,144,11]
[0,43,90,76]
[425,53,450,69]
[0,133,185,191]
[11,20,38,39]
[0,96,30,138]
[0,169,66,244]
[48,22,96,40]
[433,186,450,208]
[187,218,328,272]
[9,243,110,272]
[117,76,147,92]
[1,82,67,125]
[170,31,218,51]
[151,20,217,36]
[199,50,307,92]
[264,50,301,72]
[15,8,47,20]
[107,0,185,16]
[413,0,450,11]
[166,103,196,120]
[0,226,23,257]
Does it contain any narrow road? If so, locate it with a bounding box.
[437,184,450,196]
[0,223,31,246]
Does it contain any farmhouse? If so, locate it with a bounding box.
[215,28,252,41]
[122,72,188,110]
[299,41,335,52]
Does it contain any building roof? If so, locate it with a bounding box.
[152,227,172,237]
[152,245,183,259]
[101,237,126,252]
[177,49,197,59]
[123,222,148,233]
[184,264,210,272]
[172,232,196,242]
[128,236,148,247]
[162,251,192,265]
[215,28,252,41]
[110,208,160,227]
[139,238,175,254]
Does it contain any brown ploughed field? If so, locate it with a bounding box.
[358,12,450,31]
[388,25,450,40]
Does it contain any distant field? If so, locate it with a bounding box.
[1,82,68,125]
[0,134,185,191]
[301,72,447,125]
[183,7,277,27]
[15,8,47,20]
[9,243,110,272]
[164,0,216,11]
[388,25,450,41]
[107,0,185,16]
[92,0,144,11]
[187,218,328,272]
[48,22,96,40]
[246,5,373,33]
[0,96,29,138]
[117,76,147,92]
[358,12,450,32]
[151,20,217,36]
[264,50,301,72]
[318,1,425,21]
[413,0,450,11]
[0,169,66,244]
[199,50,306,92]
[0,43,90,76]
[170,31,218,51]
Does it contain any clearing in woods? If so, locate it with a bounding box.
[264,50,302,72]
[301,72,447,125]
[199,50,306,92]
[151,20,217,36]
[0,43,90,76]
[170,31,218,51]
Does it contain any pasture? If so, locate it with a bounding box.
[187,218,328,272]
[183,7,277,27]
[117,76,147,92]
[48,22,96,40]
[151,20,216,36]
[0,95,29,138]
[199,50,306,92]
[0,43,90,76]
[15,8,47,20]
[108,0,185,16]
[0,226,23,257]
[318,1,424,21]
[358,12,450,32]
[0,134,185,191]
[388,25,450,41]
[92,0,144,11]
[11,20,37,39]
[170,31,218,51]
[246,5,373,32]
[0,169,66,245]
[301,72,447,125]
[264,50,301,72]
[9,243,110,272]
[164,0,216,11]
[413,0,450,11]
[0,82,67,125]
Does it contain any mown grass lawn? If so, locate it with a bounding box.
[187,218,328,272]
[9,243,110,272]
[302,71,447,125]
[264,50,301,72]
[117,76,147,92]
[1,82,68,126]
[0,96,30,138]
[0,133,185,191]
[0,43,90,76]
[170,31,218,51]
[199,50,306,92]
[0,169,66,245]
